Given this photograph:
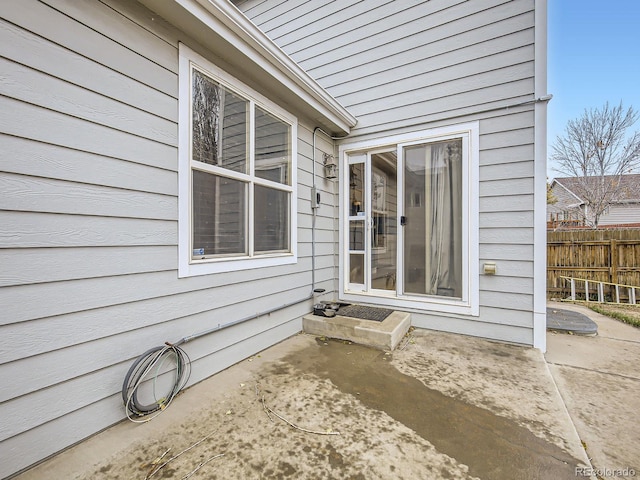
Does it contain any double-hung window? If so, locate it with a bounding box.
[179,44,297,277]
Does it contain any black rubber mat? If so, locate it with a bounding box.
[337,304,393,322]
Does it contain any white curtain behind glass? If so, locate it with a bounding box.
[426,140,462,297]
[404,140,462,298]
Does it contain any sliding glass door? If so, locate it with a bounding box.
[342,124,475,313]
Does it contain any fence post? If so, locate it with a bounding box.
[610,239,618,285]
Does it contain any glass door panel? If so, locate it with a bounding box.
[349,163,365,216]
[370,152,397,291]
[403,139,463,298]
[347,161,366,290]
[349,253,365,284]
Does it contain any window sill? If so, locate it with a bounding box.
[179,252,296,278]
[340,290,479,317]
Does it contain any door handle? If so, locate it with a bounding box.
[400,216,407,226]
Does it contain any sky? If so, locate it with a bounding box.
[547,0,640,176]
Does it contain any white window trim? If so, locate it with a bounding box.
[338,122,479,316]
[178,43,298,278]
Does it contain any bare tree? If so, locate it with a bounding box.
[551,102,640,227]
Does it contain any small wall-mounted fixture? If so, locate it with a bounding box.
[311,186,321,210]
[323,153,337,179]
[483,262,497,275]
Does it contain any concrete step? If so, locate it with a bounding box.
[303,309,411,351]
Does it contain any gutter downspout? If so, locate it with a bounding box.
[311,128,320,294]
[533,0,550,352]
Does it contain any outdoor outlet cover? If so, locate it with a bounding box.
[483,262,497,275]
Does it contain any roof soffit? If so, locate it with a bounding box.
[138,0,356,134]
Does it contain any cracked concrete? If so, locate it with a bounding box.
[546,301,640,479]
[15,328,592,480]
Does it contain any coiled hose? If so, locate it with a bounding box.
[121,295,314,422]
[121,342,191,423]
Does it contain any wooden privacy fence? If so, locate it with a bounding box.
[547,229,640,302]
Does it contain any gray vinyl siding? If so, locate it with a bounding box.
[547,182,582,221]
[237,0,538,344]
[0,0,335,477]
[548,183,640,226]
[237,0,534,134]
[599,204,640,226]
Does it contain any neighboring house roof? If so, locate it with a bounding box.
[139,0,357,135]
[548,179,582,213]
[552,174,640,205]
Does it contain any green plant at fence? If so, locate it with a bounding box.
[587,304,640,328]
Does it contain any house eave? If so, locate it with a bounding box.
[551,179,584,204]
[138,0,356,135]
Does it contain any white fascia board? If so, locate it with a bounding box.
[139,0,356,134]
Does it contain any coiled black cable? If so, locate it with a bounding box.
[121,343,191,422]
[121,295,313,422]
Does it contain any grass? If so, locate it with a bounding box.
[586,302,640,328]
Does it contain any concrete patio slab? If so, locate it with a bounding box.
[546,301,640,479]
[14,329,590,480]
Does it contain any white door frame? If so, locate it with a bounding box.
[338,122,480,316]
